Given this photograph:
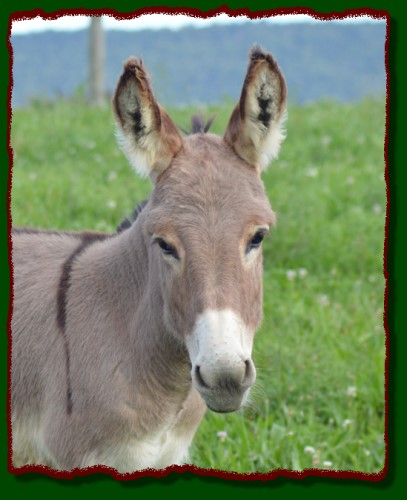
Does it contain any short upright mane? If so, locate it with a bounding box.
[116,200,148,233]
[190,115,215,135]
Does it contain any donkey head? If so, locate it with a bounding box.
[114,47,287,413]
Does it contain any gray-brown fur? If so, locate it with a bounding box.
[11,46,287,472]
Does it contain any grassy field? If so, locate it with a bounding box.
[10,95,386,474]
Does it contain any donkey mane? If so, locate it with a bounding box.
[116,199,149,233]
[189,115,215,135]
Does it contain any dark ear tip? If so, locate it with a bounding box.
[123,57,144,75]
[249,45,278,69]
[250,44,267,59]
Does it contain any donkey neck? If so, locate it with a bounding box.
[69,214,192,403]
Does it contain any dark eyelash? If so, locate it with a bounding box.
[155,238,180,260]
[246,230,266,254]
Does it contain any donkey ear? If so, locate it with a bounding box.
[224,47,287,172]
[113,58,183,181]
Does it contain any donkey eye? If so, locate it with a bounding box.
[156,238,179,260]
[246,231,266,254]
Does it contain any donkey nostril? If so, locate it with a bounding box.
[242,359,256,387]
[195,365,210,389]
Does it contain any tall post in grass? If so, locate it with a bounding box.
[89,16,105,106]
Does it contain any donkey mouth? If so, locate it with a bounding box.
[198,385,251,414]
[205,399,246,414]
[192,359,256,413]
[207,404,236,414]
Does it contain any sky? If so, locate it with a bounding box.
[11,13,385,35]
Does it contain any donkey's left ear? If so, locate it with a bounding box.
[113,57,183,182]
[224,47,287,172]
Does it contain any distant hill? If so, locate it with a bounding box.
[10,21,386,108]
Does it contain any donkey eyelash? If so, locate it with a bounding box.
[245,229,269,254]
[153,237,180,260]
[250,227,270,241]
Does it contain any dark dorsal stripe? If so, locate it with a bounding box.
[14,206,148,414]
[57,231,110,414]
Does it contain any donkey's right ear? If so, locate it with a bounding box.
[113,58,183,182]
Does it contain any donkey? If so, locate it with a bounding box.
[10,47,287,473]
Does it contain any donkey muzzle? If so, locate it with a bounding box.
[192,358,256,413]
[187,309,256,413]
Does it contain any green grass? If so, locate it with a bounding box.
[10,95,386,474]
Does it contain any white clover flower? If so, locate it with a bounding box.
[306,167,318,178]
[372,203,382,215]
[217,431,227,443]
[318,294,330,307]
[342,419,352,429]
[286,270,297,281]
[321,135,332,146]
[347,386,357,398]
[323,461,333,468]
[304,446,315,454]
[298,268,308,279]
[108,171,118,182]
[107,200,117,209]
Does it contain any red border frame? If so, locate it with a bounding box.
[7,5,390,483]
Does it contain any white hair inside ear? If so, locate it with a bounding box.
[224,46,287,172]
[113,57,183,182]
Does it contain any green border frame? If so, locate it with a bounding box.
[2,0,403,497]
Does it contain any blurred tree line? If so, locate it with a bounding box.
[11,20,386,107]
